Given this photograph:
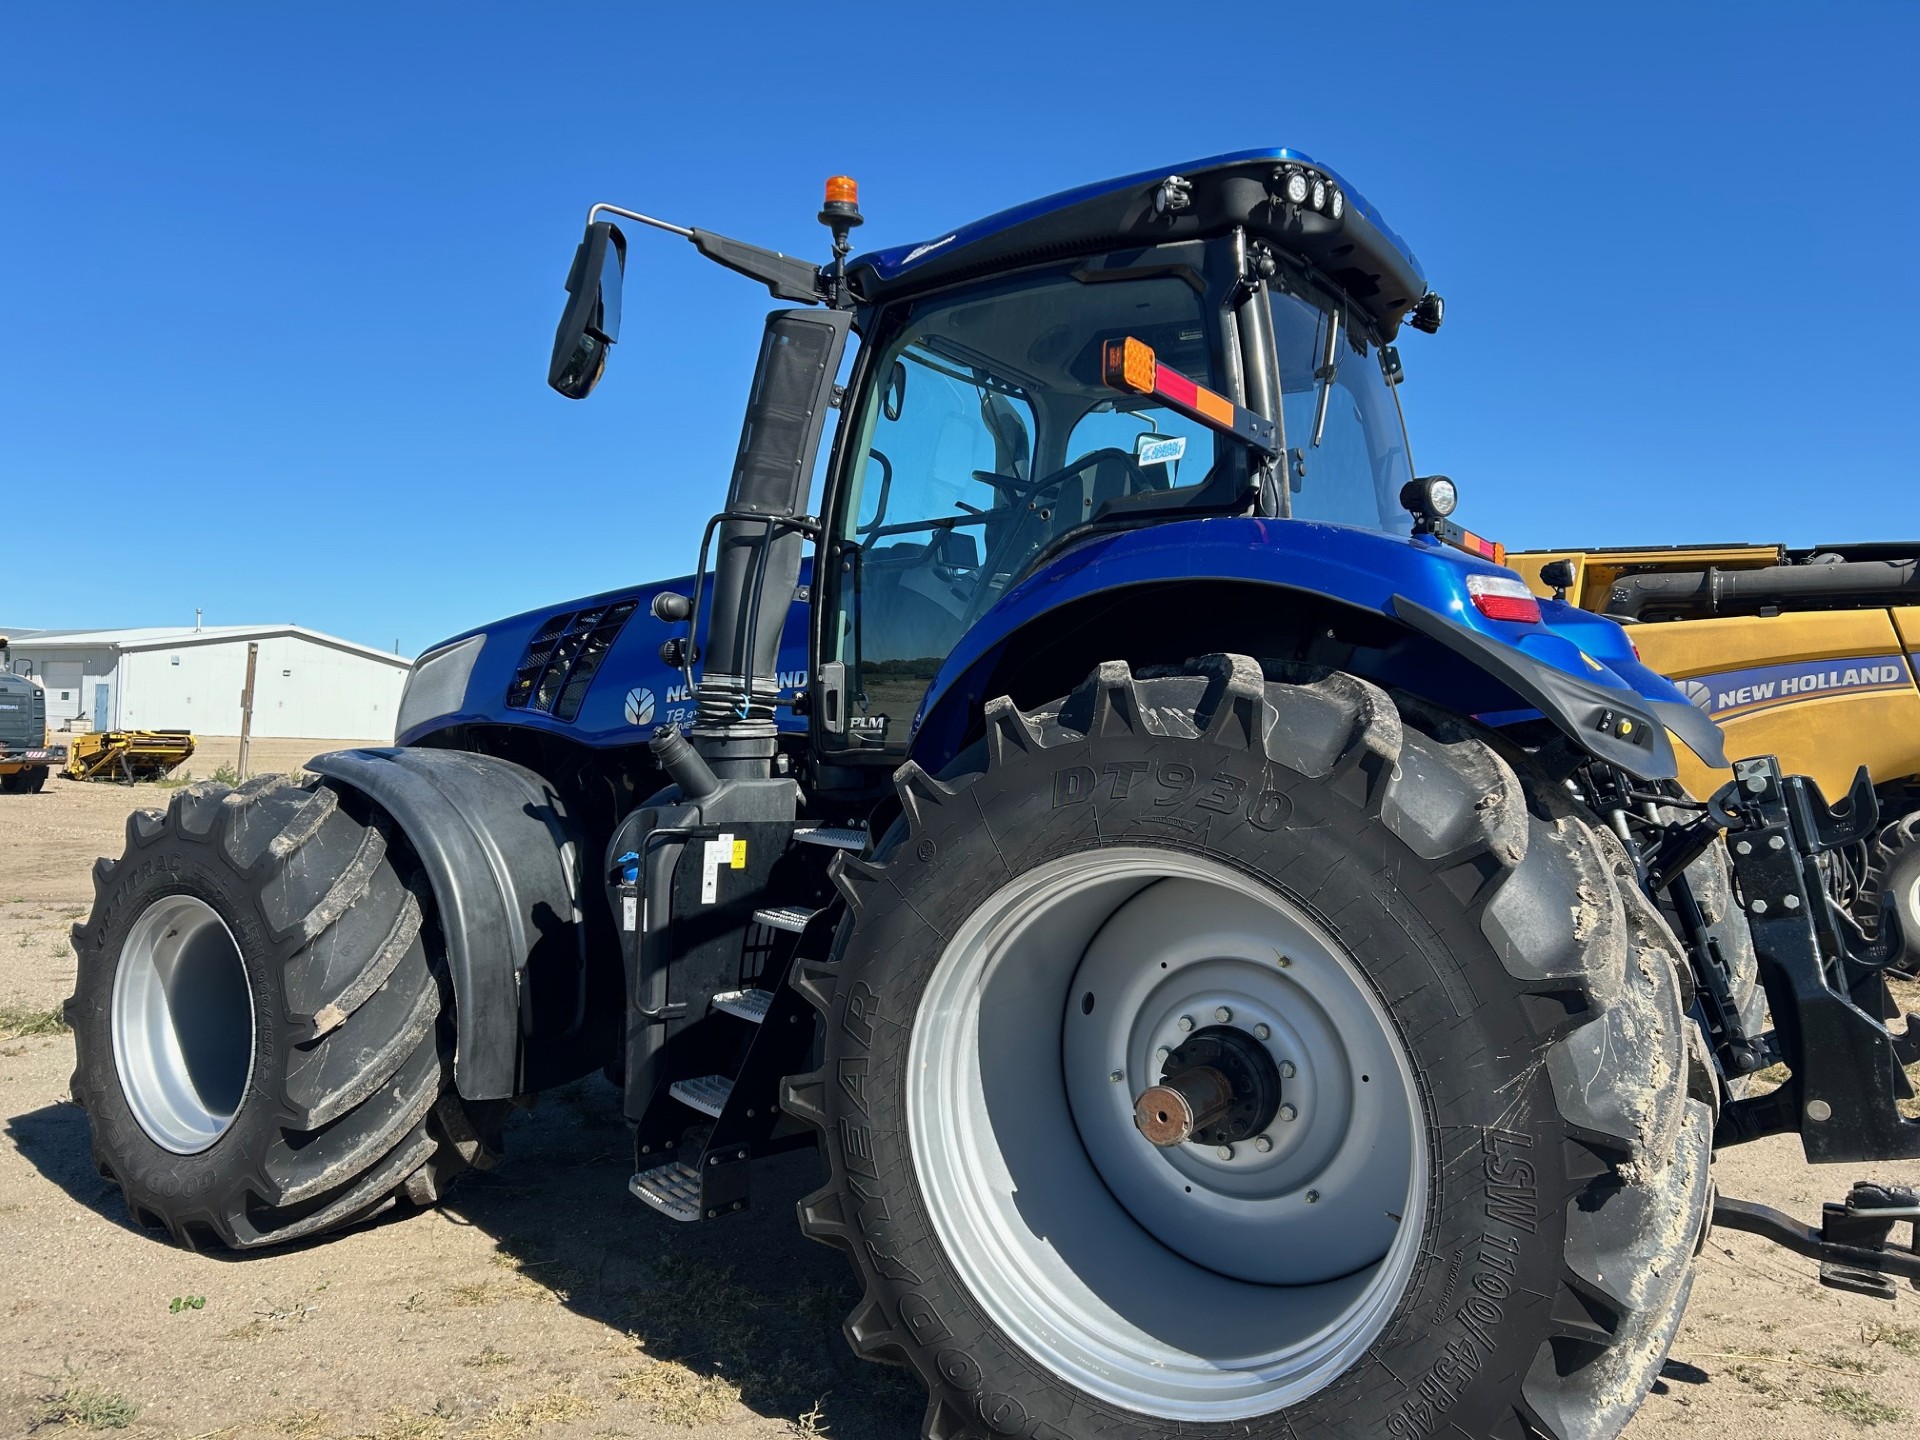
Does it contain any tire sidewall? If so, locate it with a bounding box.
[821,724,1579,1439]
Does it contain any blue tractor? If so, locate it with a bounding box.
[68,151,1919,1439]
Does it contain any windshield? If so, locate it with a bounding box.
[1271,283,1412,530]
[827,267,1229,747]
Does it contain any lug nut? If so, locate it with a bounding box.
[1280,1061,1297,1080]
[1176,1014,1195,1032]
[1279,1103,1298,1122]
[1735,840,1752,855]
[1254,1023,1271,1041]
[1768,835,1786,851]
[1305,1189,1320,1204]
[1109,1070,1124,1084]
[1276,955,1292,968]
[1214,1006,1232,1023]
[1216,1144,1235,1161]
[1254,1135,1273,1153]
[1783,894,1801,910]
[1155,1046,1170,1062]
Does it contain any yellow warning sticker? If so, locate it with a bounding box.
[731,839,747,869]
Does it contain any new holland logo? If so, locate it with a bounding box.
[1677,679,1714,712]
[623,687,656,726]
[1678,654,1913,720]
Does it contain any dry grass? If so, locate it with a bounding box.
[472,1391,592,1438]
[34,1375,140,1429]
[1814,1383,1908,1427]
[355,1409,447,1440]
[270,1411,331,1440]
[1862,1320,1920,1358]
[612,1362,739,1428]
[0,1001,66,1039]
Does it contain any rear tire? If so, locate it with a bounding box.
[786,658,1710,1440]
[67,775,503,1249]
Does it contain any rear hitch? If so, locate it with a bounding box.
[1714,1183,1920,1300]
[1712,757,1920,1161]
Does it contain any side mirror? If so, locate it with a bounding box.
[548,221,626,399]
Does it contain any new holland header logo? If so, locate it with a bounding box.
[1677,653,1914,721]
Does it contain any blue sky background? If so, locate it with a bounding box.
[3,4,1915,656]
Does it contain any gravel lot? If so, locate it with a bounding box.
[2,739,1915,1437]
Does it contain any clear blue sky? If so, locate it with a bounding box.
[4,5,1914,657]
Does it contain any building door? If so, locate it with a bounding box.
[94,683,110,732]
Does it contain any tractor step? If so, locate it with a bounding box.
[752,905,818,933]
[793,825,867,851]
[712,988,773,1023]
[629,1160,705,1223]
[670,1074,734,1117]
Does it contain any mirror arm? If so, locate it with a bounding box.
[585,202,826,305]
[587,201,692,239]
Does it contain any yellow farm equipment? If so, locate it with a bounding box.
[63,729,197,783]
[1512,542,1920,961]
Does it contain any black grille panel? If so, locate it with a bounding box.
[505,599,638,721]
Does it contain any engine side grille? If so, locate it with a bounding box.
[505,599,638,721]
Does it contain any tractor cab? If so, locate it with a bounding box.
[550,150,1452,778]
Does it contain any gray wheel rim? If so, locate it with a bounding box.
[111,894,256,1155]
[906,848,1428,1421]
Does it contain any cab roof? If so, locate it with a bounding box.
[849,148,1428,338]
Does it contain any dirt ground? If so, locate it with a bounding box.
[2,740,1917,1438]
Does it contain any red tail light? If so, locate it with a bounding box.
[1466,573,1542,625]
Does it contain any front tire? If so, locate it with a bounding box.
[786,658,1711,1440]
[67,776,502,1249]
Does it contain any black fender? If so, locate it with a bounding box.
[306,747,589,1100]
[1391,596,1725,781]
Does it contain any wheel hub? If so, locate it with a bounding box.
[1135,1025,1281,1147]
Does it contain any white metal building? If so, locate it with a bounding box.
[1,625,410,740]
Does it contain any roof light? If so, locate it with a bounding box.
[1400,476,1457,522]
[1466,573,1541,625]
[823,175,859,207]
[1284,170,1310,205]
[1329,187,1345,221]
[1310,177,1328,211]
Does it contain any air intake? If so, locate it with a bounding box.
[505,599,638,722]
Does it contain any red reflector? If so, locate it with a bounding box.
[1471,592,1542,624]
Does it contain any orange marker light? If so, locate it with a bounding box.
[824,175,859,207]
[1103,337,1157,395]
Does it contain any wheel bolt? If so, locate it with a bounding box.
[1216,1144,1235,1161]
[1253,1023,1271,1041]
[1109,1070,1124,1084]
[1280,1061,1297,1080]
[1176,1014,1195,1032]
[1279,1103,1298,1122]
[1277,955,1292,968]
[1155,1046,1170,1062]
[1254,1135,1273,1153]
[1305,1189,1320,1204]
[1214,1006,1232,1023]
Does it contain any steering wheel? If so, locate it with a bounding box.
[971,446,1161,517]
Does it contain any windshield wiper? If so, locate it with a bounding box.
[1308,309,1341,448]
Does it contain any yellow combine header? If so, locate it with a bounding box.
[64,730,196,783]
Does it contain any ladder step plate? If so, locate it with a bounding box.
[713,988,774,1023]
[752,906,817,934]
[670,1074,734,1117]
[629,1160,703,1222]
[794,825,867,851]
